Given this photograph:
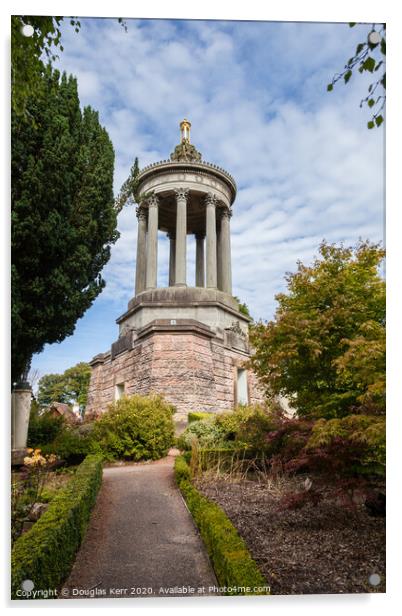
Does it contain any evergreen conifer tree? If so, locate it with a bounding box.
[12,67,118,382]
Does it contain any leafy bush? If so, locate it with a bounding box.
[11,455,103,598]
[264,417,315,460]
[305,414,385,476]
[264,414,385,482]
[89,394,175,461]
[27,401,64,447]
[223,405,279,449]
[177,418,224,450]
[174,456,269,595]
[275,415,386,510]
[179,405,280,452]
[41,427,90,464]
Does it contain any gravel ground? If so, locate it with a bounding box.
[197,476,385,595]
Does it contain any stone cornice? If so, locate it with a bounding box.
[137,160,237,202]
[116,296,251,325]
[137,319,216,341]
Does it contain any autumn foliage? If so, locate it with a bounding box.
[250,240,385,419]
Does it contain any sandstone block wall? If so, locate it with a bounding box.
[86,329,265,421]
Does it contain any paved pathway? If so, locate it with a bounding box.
[62,451,218,599]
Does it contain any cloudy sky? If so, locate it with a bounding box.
[31,17,385,380]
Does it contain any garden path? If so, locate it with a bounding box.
[62,449,218,599]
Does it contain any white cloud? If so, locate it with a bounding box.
[43,17,384,355]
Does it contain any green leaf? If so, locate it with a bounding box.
[375,115,384,127]
[363,56,376,73]
[344,70,352,84]
[367,121,375,129]
[349,22,356,27]
[327,83,334,92]
[368,98,375,108]
[356,42,364,54]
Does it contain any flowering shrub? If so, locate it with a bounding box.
[11,449,58,543]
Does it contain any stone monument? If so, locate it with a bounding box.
[85,120,264,423]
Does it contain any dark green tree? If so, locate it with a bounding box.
[37,362,91,409]
[36,373,67,406]
[249,241,385,419]
[11,16,79,117]
[12,67,118,383]
[11,15,127,117]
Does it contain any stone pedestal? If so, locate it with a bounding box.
[11,384,31,461]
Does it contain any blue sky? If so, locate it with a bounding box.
[31,18,384,383]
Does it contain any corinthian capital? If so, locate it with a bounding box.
[147,193,160,208]
[136,205,147,220]
[174,188,189,201]
[220,206,232,219]
[204,192,218,207]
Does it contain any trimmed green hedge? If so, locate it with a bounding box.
[11,454,103,599]
[174,456,269,595]
[188,412,213,424]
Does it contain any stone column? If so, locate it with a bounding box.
[205,193,218,288]
[168,232,176,287]
[174,188,189,286]
[135,206,147,295]
[11,382,32,456]
[195,233,205,287]
[145,194,159,290]
[217,220,222,290]
[219,207,233,294]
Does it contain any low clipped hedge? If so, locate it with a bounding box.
[11,454,103,599]
[174,456,269,595]
[188,411,213,424]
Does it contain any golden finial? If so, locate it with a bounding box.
[180,118,191,143]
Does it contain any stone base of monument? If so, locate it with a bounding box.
[85,315,265,420]
[11,448,29,467]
